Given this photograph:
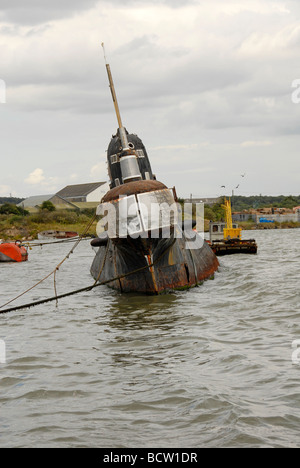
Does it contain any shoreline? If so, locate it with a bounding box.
[238,221,300,231]
[0,219,299,242]
[0,213,97,242]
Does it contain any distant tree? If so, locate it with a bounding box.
[204,206,215,221]
[0,203,28,215]
[280,196,299,209]
[0,197,24,205]
[230,195,300,211]
[40,201,56,212]
[212,202,226,221]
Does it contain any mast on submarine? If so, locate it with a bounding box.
[101,43,142,185]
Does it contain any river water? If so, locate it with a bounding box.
[0,229,299,448]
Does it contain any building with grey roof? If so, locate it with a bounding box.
[17,194,54,209]
[56,182,109,203]
[17,182,110,211]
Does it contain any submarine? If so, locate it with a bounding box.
[90,45,219,294]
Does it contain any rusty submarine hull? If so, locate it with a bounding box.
[90,45,219,294]
[90,179,219,294]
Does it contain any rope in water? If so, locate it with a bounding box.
[0,239,176,315]
[0,214,97,311]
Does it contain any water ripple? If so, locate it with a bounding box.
[0,229,300,447]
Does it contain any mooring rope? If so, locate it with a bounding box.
[25,236,93,248]
[0,239,176,315]
[93,241,110,286]
[0,214,97,311]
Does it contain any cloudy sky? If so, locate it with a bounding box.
[0,0,299,199]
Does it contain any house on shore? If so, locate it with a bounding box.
[232,209,300,224]
[18,182,109,212]
[55,182,109,205]
[184,197,222,206]
[18,194,55,212]
[232,212,257,222]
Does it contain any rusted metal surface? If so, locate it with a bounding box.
[91,230,219,295]
[102,180,167,202]
[92,172,220,295]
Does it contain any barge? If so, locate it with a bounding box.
[207,198,258,256]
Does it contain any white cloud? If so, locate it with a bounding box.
[241,140,274,147]
[90,161,108,181]
[238,23,300,59]
[150,143,200,151]
[25,168,45,185]
[24,168,60,193]
[0,0,300,197]
[0,0,99,24]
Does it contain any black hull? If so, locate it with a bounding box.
[210,239,258,257]
[91,232,219,295]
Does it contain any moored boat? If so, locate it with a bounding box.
[38,230,79,240]
[207,237,258,256]
[207,198,258,256]
[0,242,28,263]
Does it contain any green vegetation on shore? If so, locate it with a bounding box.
[0,209,97,241]
[231,195,300,211]
[0,199,299,241]
[238,219,300,230]
[0,197,24,206]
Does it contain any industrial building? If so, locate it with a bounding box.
[17,182,109,212]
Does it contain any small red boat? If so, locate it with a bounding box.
[0,242,28,263]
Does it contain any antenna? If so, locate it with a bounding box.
[101,43,142,184]
[101,42,108,64]
[101,43,125,140]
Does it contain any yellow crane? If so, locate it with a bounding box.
[222,197,242,240]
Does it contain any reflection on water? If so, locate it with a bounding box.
[0,230,300,448]
[107,292,180,330]
[100,292,182,370]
